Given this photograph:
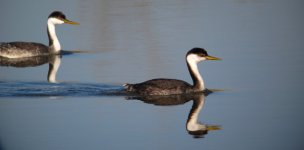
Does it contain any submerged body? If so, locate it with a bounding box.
[0,11,79,58]
[124,48,221,95]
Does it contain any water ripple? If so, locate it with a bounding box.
[0,81,126,97]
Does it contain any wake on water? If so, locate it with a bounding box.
[0,81,126,97]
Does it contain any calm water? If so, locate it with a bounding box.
[1,0,304,150]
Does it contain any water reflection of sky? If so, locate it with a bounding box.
[0,0,304,150]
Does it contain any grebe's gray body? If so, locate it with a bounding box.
[0,11,79,58]
[124,48,221,95]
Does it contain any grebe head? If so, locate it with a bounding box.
[186,48,221,63]
[48,11,79,25]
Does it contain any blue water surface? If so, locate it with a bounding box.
[0,0,304,150]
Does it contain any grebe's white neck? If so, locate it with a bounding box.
[186,54,205,91]
[47,18,63,54]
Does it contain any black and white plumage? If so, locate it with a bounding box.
[0,11,79,58]
[124,48,221,95]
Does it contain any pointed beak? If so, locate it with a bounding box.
[205,55,221,60]
[206,125,222,131]
[63,19,79,25]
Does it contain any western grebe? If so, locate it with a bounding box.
[0,11,79,58]
[124,47,221,95]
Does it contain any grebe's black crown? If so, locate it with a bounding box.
[187,47,209,57]
[48,11,66,20]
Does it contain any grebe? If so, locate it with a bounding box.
[0,11,79,58]
[124,48,221,95]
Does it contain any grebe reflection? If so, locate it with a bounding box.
[47,55,61,83]
[186,94,221,138]
[126,94,221,138]
[0,55,61,83]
